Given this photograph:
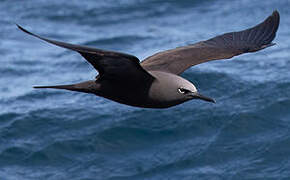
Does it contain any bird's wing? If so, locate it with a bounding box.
[17,25,155,82]
[141,11,280,75]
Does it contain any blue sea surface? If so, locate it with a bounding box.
[0,0,290,179]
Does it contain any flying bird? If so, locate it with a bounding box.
[17,11,280,108]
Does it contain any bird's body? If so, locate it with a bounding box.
[18,11,280,108]
[40,71,196,108]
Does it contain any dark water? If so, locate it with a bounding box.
[1,0,290,179]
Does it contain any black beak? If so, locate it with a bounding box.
[190,92,216,103]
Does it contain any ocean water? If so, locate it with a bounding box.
[0,0,290,179]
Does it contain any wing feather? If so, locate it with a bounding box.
[18,25,154,82]
[141,11,280,75]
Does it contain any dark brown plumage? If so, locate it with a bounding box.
[141,11,279,75]
[17,11,280,108]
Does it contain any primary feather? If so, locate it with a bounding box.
[141,11,280,75]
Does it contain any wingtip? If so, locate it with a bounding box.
[16,24,33,35]
[16,23,24,31]
[253,10,280,48]
[271,10,280,25]
[271,10,280,24]
[272,10,280,17]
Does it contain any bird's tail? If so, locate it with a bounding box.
[34,84,77,90]
[33,80,98,93]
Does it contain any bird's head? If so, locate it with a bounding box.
[149,71,215,107]
[176,85,215,103]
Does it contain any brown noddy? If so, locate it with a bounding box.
[17,11,279,108]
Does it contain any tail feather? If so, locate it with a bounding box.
[33,80,98,93]
[33,85,75,90]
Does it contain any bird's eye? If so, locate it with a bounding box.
[178,88,191,94]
